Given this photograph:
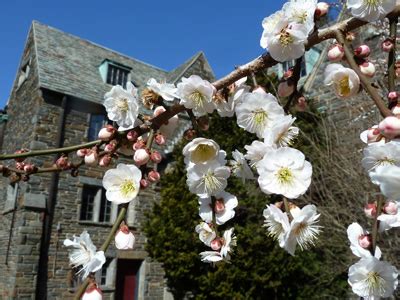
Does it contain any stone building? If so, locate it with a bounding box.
[0,21,214,299]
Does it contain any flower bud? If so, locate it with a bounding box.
[134,149,150,166]
[147,170,160,183]
[184,129,197,141]
[278,81,295,97]
[214,198,225,213]
[327,44,344,62]
[154,134,166,146]
[153,106,166,118]
[14,149,28,163]
[150,151,162,163]
[197,116,210,131]
[392,103,400,116]
[210,238,223,251]
[15,162,25,170]
[115,225,135,250]
[383,201,398,215]
[99,155,112,167]
[295,96,307,112]
[82,284,103,300]
[364,203,377,219]
[315,2,329,17]
[127,130,139,142]
[104,143,116,153]
[23,164,36,174]
[140,178,150,189]
[84,150,98,166]
[133,140,146,151]
[367,127,382,143]
[382,38,394,52]
[56,156,69,169]
[76,148,88,157]
[359,61,375,77]
[379,116,400,139]
[354,45,370,58]
[388,91,399,103]
[358,234,372,249]
[98,125,116,141]
[283,68,294,80]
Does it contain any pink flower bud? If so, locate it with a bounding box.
[150,151,162,163]
[15,162,25,170]
[56,156,69,169]
[283,68,294,80]
[104,143,116,153]
[154,134,166,146]
[364,203,377,219]
[392,104,400,116]
[315,2,329,17]
[23,164,35,173]
[134,149,150,166]
[82,285,103,300]
[327,44,344,62]
[210,238,223,251]
[214,198,225,213]
[354,45,370,58]
[140,178,150,189]
[84,150,98,166]
[98,125,116,141]
[358,234,372,249]
[366,127,381,143]
[382,38,394,52]
[359,61,375,77]
[388,91,399,103]
[278,81,295,98]
[346,32,356,41]
[147,170,160,183]
[379,116,400,139]
[99,155,112,167]
[127,130,139,142]
[383,201,398,215]
[115,225,135,250]
[133,140,146,151]
[154,106,166,118]
[76,148,88,157]
[295,96,307,112]
[14,149,28,163]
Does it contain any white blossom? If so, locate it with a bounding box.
[199,191,238,225]
[347,222,381,259]
[146,78,177,101]
[324,63,360,98]
[347,0,396,22]
[186,160,230,197]
[63,231,105,279]
[263,115,299,147]
[235,89,284,138]
[82,286,103,300]
[182,138,220,165]
[177,75,216,117]
[282,0,317,35]
[195,222,216,246]
[263,204,290,248]
[370,165,400,199]
[104,82,139,128]
[257,147,312,199]
[215,77,250,117]
[115,226,135,250]
[348,257,398,299]
[378,201,400,232]
[229,150,254,182]
[102,164,142,204]
[220,228,237,259]
[244,140,275,168]
[362,141,400,172]
[284,204,320,255]
[260,10,285,49]
[199,251,223,263]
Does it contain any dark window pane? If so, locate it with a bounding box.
[80,185,97,221]
[88,114,107,141]
[106,64,129,88]
[99,188,112,223]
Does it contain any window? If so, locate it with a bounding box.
[106,64,130,88]
[4,183,18,212]
[17,58,31,89]
[282,57,307,78]
[80,185,116,223]
[96,257,116,287]
[88,114,110,141]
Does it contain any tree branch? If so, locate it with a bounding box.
[388,16,398,92]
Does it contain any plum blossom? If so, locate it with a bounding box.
[244,140,275,168]
[284,204,320,255]
[347,222,381,259]
[360,125,384,144]
[348,257,398,299]
[115,225,135,249]
[257,147,312,199]
[347,0,396,22]
[324,63,360,98]
[362,141,400,172]
[282,0,317,35]
[199,228,236,263]
[195,222,217,246]
[199,251,223,263]
[260,10,284,49]
[63,231,105,279]
[229,150,254,182]
[370,165,400,199]
[153,106,179,138]
[82,285,103,300]
[102,164,142,204]
[146,78,177,101]
[235,90,284,138]
[103,82,139,128]
[263,115,299,147]
[378,201,400,231]
[182,138,220,165]
[199,191,238,225]
[263,204,290,248]
[215,77,250,117]
[177,75,216,117]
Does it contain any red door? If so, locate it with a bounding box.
[115,259,142,300]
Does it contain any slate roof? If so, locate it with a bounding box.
[31,21,214,104]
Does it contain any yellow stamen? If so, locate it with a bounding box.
[120,180,136,197]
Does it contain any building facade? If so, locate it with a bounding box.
[0,21,214,299]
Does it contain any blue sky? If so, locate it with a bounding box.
[0,0,285,108]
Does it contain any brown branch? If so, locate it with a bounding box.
[284,57,303,113]
[388,17,398,92]
[335,30,392,117]
[371,196,384,256]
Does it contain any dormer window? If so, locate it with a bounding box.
[99,60,131,88]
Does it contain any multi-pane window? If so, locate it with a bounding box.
[106,64,130,88]
[88,114,109,141]
[80,185,114,223]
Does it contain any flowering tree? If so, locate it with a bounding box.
[2,0,400,298]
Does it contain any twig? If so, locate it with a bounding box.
[284,57,303,113]
[371,196,384,256]
[335,30,392,117]
[388,17,398,93]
